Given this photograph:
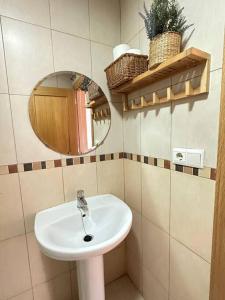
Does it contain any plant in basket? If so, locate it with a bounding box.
[139,0,193,69]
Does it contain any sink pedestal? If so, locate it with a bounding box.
[77,255,105,300]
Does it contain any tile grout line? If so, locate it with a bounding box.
[87,0,99,197]
[6,288,33,300]
[119,0,122,43]
[170,235,211,264]
[168,76,173,300]
[121,97,126,204]
[48,0,66,208]
[139,107,144,293]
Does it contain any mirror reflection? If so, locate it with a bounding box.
[29,71,111,155]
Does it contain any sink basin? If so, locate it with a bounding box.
[35,194,132,261]
[34,194,132,300]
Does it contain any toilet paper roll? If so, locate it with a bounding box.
[113,44,130,60]
[127,48,142,55]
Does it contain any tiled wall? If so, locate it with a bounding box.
[121,0,224,299]
[0,1,125,300]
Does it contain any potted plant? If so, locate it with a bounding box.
[139,0,193,69]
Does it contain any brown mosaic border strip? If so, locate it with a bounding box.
[124,152,217,181]
[0,152,124,176]
[0,152,216,180]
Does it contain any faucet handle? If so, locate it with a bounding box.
[77,189,84,198]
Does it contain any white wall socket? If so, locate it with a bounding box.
[172,148,204,168]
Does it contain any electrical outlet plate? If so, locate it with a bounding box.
[172,148,204,168]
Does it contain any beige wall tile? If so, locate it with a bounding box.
[0,235,31,299]
[10,290,33,300]
[0,165,9,175]
[170,238,210,300]
[120,0,139,43]
[97,159,124,200]
[126,249,142,292]
[33,272,72,300]
[171,171,215,262]
[0,94,17,165]
[141,104,172,160]
[63,163,97,202]
[104,243,126,284]
[123,110,141,154]
[126,208,142,261]
[90,41,113,100]
[0,20,8,93]
[20,168,64,232]
[128,34,140,49]
[142,217,169,291]
[0,174,24,241]
[124,160,141,212]
[50,0,89,39]
[52,30,91,78]
[138,0,152,31]
[10,95,60,163]
[143,267,168,300]
[142,164,170,233]
[139,27,149,56]
[0,0,50,27]
[1,17,54,95]
[89,0,120,46]
[97,103,123,155]
[178,0,225,71]
[171,69,221,168]
[27,232,69,286]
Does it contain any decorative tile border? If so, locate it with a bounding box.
[0,152,216,180]
[0,153,124,175]
[124,152,217,181]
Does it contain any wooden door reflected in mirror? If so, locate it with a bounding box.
[29,72,111,155]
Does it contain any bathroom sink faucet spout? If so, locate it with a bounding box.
[77,190,88,214]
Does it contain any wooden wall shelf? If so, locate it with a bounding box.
[110,48,211,112]
[87,95,108,109]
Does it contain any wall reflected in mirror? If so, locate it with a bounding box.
[29,71,111,155]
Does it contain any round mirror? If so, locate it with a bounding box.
[29,71,111,155]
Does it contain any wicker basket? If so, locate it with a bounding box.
[149,31,181,69]
[105,53,148,89]
[88,81,103,100]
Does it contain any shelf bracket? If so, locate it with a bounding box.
[153,92,159,104]
[141,96,147,107]
[167,87,174,101]
[122,94,129,112]
[185,80,194,96]
[200,59,210,93]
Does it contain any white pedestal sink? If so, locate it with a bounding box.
[34,194,132,300]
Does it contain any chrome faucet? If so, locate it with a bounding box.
[77,190,88,215]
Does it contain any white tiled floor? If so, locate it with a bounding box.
[106,276,143,300]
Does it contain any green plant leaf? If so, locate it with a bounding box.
[139,0,194,39]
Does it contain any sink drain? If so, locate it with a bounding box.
[83,235,93,242]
